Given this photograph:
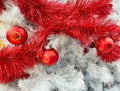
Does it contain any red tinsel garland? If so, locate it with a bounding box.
[11,0,115,46]
[0,0,5,14]
[12,0,112,26]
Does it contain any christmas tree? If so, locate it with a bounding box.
[0,0,120,91]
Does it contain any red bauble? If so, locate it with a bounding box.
[41,48,59,66]
[6,26,28,45]
[97,37,114,53]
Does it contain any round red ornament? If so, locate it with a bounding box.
[41,48,59,66]
[96,37,114,53]
[6,26,28,45]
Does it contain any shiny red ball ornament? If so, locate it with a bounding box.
[6,26,28,45]
[97,37,114,53]
[41,48,59,66]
